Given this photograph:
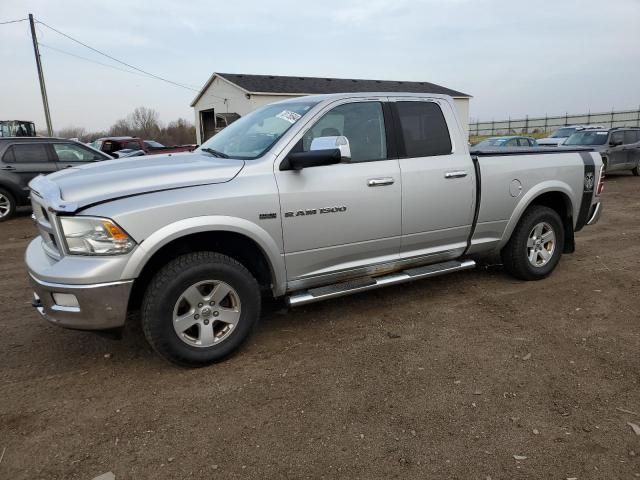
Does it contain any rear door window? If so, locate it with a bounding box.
[123,140,141,150]
[395,101,452,157]
[624,130,639,144]
[3,144,50,163]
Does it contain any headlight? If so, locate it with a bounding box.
[59,216,135,255]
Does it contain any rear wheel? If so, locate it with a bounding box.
[501,206,564,281]
[142,252,261,367]
[0,188,16,222]
[632,161,639,176]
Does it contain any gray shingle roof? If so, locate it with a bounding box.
[192,72,470,105]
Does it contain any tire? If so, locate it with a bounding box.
[0,188,16,222]
[142,252,261,367]
[501,205,565,281]
[632,162,639,176]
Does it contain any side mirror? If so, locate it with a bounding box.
[610,140,622,147]
[310,135,351,160]
[281,149,341,171]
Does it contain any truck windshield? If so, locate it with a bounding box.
[564,131,609,146]
[197,101,319,160]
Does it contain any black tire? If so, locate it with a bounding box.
[0,188,16,222]
[632,163,639,176]
[142,252,261,367]
[501,205,565,281]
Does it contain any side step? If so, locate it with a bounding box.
[287,259,476,307]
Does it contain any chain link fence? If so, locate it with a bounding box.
[469,108,640,137]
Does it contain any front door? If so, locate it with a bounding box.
[607,130,627,171]
[275,99,402,286]
[390,98,476,260]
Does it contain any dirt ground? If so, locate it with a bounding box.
[1,174,639,480]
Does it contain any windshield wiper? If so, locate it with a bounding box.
[201,147,229,158]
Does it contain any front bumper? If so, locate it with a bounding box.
[26,237,134,331]
[29,275,133,330]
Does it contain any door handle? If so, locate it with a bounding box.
[367,177,395,187]
[444,170,468,179]
[0,165,16,171]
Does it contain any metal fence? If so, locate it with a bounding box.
[469,108,640,137]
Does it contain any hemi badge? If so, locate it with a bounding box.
[259,213,277,220]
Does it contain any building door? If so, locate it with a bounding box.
[200,109,216,143]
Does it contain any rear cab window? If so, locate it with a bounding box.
[395,101,452,157]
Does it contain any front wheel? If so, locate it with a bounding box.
[501,206,565,281]
[141,252,261,367]
[632,162,639,176]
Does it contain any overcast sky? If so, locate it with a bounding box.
[1,0,639,132]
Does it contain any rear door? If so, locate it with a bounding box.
[390,97,475,261]
[1,142,58,198]
[275,98,402,284]
[51,142,109,169]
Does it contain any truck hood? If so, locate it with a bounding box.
[31,152,245,211]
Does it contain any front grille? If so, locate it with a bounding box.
[31,195,63,260]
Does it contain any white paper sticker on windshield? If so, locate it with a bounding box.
[596,131,607,135]
[276,110,302,124]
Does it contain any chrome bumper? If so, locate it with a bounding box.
[29,275,133,330]
[586,202,602,226]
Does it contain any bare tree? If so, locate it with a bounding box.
[56,126,86,140]
[163,118,197,145]
[128,107,161,139]
[109,118,132,137]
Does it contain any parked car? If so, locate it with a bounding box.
[26,93,603,366]
[474,136,538,148]
[537,125,604,147]
[91,137,196,157]
[0,137,111,221]
[563,127,640,175]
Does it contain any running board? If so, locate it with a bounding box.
[286,259,476,307]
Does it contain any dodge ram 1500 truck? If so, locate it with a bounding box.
[26,93,604,366]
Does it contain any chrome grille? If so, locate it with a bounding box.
[31,194,63,260]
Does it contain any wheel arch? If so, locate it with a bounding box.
[0,180,24,205]
[124,217,286,312]
[499,183,576,253]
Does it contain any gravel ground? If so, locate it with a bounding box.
[1,174,639,480]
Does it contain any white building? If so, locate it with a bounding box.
[191,73,471,144]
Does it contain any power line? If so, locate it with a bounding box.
[39,42,164,80]
[36,19,201,92]
[0,18,27,25]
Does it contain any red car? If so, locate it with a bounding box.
[91,137,196,157]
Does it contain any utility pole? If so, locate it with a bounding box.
[28,13,53,136]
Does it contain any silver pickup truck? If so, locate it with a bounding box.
[26,93,604,366]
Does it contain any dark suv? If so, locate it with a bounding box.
[0,137,112,221]
[564,127,640,175]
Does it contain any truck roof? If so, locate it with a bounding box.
[275,92,455,104]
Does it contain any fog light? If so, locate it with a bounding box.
[52,293,79,308]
